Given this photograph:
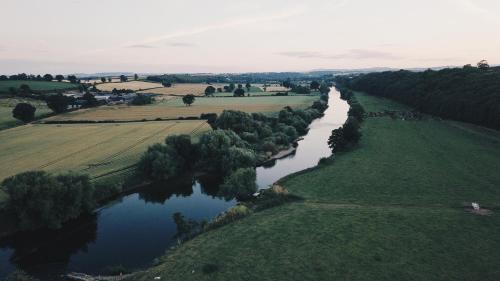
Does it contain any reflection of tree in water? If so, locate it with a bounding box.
[138,176,195,204]
[0,213,97,278]
[197,175,225,198]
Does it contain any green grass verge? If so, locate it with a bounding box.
[131,92,500,281]
[0,80,77,93]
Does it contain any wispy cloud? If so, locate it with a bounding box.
[123,6,305,48]
[127,44,156,49]
[277,49,401,60]
[166,42,196,47]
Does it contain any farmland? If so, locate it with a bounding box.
[133,92,500,281]
[0,120,211,182]
[96,81,162,91]
[0,98,52,130]
[45,95,319,122]
[0,80,78,93]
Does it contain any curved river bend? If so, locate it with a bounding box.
[0,88,348,280]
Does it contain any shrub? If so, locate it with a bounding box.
[219,168,257,200]
[46,93,70,113]
[12,103,36,123]
[207,205,252,229]
[198,130,248,172]
[131,94,153,105]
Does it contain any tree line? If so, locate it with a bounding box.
[138,89,331,200]
[335,62,500,130]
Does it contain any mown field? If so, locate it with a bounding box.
[0,81,77,93]
[96,81,162,91]
[45,95,319,122]
[132,93,500,281]
[0,120,211,182]
[0,98,52,130]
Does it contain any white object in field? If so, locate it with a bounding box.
[253,192,260,197]
[472,202,480,210]
[154,277,161,280]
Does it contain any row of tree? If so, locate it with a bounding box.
[0,73,80,83]
[335,63,500,130]
[328,88,365,153]
[138,90,331,199]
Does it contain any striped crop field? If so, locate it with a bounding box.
[0,120,211,181]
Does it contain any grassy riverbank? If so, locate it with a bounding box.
[132,92,500,281]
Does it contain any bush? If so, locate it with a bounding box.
[46,93,70,113]
[215,110,255,133]
[131,94,153,105]
[219,168,257,200]
[12,103,36,123]
[3,171,95,230]
[207,205,251,229]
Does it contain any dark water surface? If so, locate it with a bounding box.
[0,89,348,280]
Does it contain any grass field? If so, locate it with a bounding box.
[0,81,77,93]
[0,98,52,130]
[132,92,500,281]
[0,120,211,182]
[96,81,162,91]
[45,95,319,122]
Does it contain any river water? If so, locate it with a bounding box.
[0,88,348,280]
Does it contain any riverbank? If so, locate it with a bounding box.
[131,92,500,281]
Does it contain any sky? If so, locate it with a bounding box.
[0,0,499,74]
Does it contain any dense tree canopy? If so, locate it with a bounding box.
[182,94,196,106]
[337,66,500,130]
[2,171,95,230]
[12,103,36,123]
[46,93,70,113]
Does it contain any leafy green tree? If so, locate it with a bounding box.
[162,81,172,87]
[221,147,257,174]
[310,81,320,91]
[328,128,345,153]
[12,103,36,123]
[19,84,31,93]
[319,84,330,95]
[3,171,95,230]
[215,110,255,133]
[165,134,196,166]
[43,74,53,81]
[101,77,106,83]
[67,75,78,83]
[134,73,139,80]
[46,93,70,113]
[348,101,365,122]
[204,86,216,97]
[233,88,245,97]
[55,75,64,82]
[131,94,153,105]
[107,77,112,82]
[477,60,490,70]
[219,168,257,200]
[198,130,247,172]
[282,79,291,89]
[120,75,128,82]
[182,94,196,106]
[245,82,251,93]
[342,117,361,144]
[82,92,99,107]
[137,144,180,181]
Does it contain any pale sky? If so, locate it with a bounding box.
[1,0,499,74]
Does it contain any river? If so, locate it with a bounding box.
[0,88,348,280]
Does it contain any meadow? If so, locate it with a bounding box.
[0,98,52,130]
[132,93,500,281]
[0,120,211,182]
[0,80,77,93]
[45,95,319,122]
